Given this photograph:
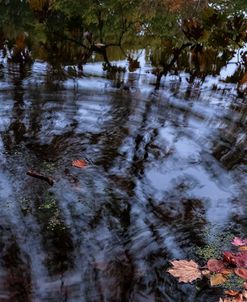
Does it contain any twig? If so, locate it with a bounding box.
[26,170,54,186]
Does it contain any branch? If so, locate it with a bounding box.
[27,170,54,186]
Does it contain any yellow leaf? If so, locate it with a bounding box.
[210,273,227,286]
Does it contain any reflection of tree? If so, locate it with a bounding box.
[212,110,247,170]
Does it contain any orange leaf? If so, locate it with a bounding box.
[210,273,227,286]
[234,268,247,280]
[239,246,247,252]
[72,159,87,169]
[167,260,202,283]
[221,268,233,275]
[225,290,240,296]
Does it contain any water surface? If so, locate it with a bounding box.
[0,59,246,302]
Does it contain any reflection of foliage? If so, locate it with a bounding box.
[19,197,32,215]
[0,0,246,80]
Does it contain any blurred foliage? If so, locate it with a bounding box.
[0,0,246,77]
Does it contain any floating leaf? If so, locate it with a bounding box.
[167,260,202,283]
[72,159,87,169]
[223,252,247,268]
[234,268,247,280]
[232,238,247,247]
[210,273,227,286]
[207,259,225,272]
[219,296,245,302]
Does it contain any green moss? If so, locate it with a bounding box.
[196,230,235,261]
[224,274,245,291]
[40,161,56,174]
[38,192,65,231]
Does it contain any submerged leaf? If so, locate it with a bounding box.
[72,159,87,169]
[167,260,202,283]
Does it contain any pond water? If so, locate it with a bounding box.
[0,57,246,302]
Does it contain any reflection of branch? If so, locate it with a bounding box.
[55,32,88,50]
[155,42,192,89]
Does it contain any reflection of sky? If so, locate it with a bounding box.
[0,51,246,301]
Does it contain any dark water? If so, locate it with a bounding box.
[0,59,246,302]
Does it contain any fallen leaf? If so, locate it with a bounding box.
[221,268,233,275]
[72,159,87,169]
[234,268,247,280]
[235,254,247,268]
[207,259,225,272]
[210,273,227,286]
[239,246,247,252]
[219,296,244,302]
[167,260,202,283]
[232,237,247,247]
[223,252,247,268]
[243,291,247,299]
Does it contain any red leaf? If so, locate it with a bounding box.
[234,268,247,280]
[207,259,225,273]
[235,253,247,268]
[72,159,87,169]
[223,252,247,268]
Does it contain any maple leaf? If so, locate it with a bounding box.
[207,259,225,272]
[210,273,227,286]
[232,237,247,247]
[234,268,247,280]
[72,159,87,169]
[167,260,202,283]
